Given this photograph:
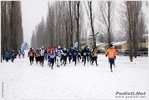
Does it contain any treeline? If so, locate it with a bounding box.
[1,1,24,51]
[31,1,83,49]
[119,1,147,61]
[31,1,147,53]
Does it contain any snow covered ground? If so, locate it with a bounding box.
[0,51,148,99]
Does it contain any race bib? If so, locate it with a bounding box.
[74,53,77,55]
[110,52,113,56]
[64,53,67,56]
[30,53,33,56]
[94,54,97,57]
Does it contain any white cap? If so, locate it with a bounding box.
[58,46,61,48]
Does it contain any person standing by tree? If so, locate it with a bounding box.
[105,44,116,72]
[5,49,10,62]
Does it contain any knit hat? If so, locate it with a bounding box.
[110,44,113,47]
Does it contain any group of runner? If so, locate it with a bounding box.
[28,44,117,72]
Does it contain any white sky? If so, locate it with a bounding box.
[21,0,48,46]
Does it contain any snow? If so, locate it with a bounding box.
[143,34,148,38]
[0,50,148,99]
[113,41,127,46]
[96,42,107,46]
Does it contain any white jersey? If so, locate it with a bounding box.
[56,49,63,57]
[40,49,45,56]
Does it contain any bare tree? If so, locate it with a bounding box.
[31,31,36,48]
[76,1,80,48]
[119,1,142,61]
[79,1,87,47]
[145,1,148,7]
[68,1,74,47]
[1,1,23,51]
[137,10,146,48]
[97,1,115,48]
[30,1,86,49]
[85,1,96,48]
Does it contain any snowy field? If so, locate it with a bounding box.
[0,50,148,99]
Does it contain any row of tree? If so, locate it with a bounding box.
[31,1,147,61]
[119,1,147,61]
[1,1,24,51]
[31,1,81,49]
[1,1,147,62]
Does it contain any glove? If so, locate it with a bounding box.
[105,55,107,57]
[114,56,116,59]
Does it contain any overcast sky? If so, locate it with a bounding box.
[21,0,48,46]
